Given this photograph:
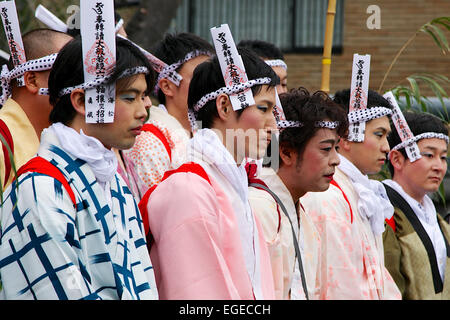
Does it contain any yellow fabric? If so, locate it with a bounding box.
[383,207,450,299]
[0,98,39,188]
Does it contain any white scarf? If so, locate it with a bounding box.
[338,154,394,236]
[50,122,118,185]
[383,179,447,280]
[188,128,263,299]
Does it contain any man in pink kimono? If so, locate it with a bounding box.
[248,88,348,300]
[139,45,279,299]
[301,89,401,299]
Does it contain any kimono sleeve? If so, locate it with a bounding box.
[382,210,406,297]
[147,172,241,299]
[0,174,96,300]
[249,187,280,243]
[125,130,171,189]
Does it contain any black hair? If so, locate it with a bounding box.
[387,111,449,176]
[187,46,279,129]
[48,35,156,125]
[237,39,284,60]
[151,32,214,104]
[278,87,348,165]
[333,88,393,113]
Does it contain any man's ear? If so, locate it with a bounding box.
[389,149,406,172]
[216,93,233,121]
[159,78,176,97]
[339,138,352,152]
[70,89,86,116]
[279,143,297,167]
[23,71,39,94]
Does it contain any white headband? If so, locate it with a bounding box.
[57,66,149,97]
[278,120,302,129]
[277,120,340,129]
[0,53,57,105]
[265,59,287,70]
[192,77,272,112]
[389,132,449,159]
[154,50,212,94]
[188,77,272,131]
[347,106,392,124]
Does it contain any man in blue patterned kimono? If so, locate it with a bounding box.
[0,35,158,299]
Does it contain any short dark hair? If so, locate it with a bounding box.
[151,32,214,104]
[387,111,449,176]
[187,46,280,129]
[48,36,156,125]
[7,28,72,87]
[333,88,393,113]
[278,87,348,165]
[237,39,284,60]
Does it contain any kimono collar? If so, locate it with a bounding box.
[188,128,264,299]
[50,122,118,184]
[338,154,394,235]
[188,128,249,204]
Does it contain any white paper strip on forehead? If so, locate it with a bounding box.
[384,91,422,162]
[347,53,370,142]
[80,0,116,124]
[0,0,26,87]
[273,87,287,124]
[35,4,68,33]
[210,24,255,111]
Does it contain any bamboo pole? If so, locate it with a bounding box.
[320,0,337,93]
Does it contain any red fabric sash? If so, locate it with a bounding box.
[0,119,14,186]
[16,156,76,206]
[138,162,211,248]
[330,179,354,224]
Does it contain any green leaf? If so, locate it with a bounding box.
[428,23,449,51]
[421,26,447,54]
[431,17,450,31]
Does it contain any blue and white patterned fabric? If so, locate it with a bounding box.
[0,129,158,300]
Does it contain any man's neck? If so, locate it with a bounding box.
[13,93,51,141]
[393,175,425,204]
[277,165,304,203]
[165,101,191,134]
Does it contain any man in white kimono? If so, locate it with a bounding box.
[248,88,348,300]
[301,89,401,299]
[0,36,158,299]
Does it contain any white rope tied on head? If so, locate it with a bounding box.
[277,120,302,129]
[265,59,287,70]
[193,77,272,112]
[57,66,149,97]
[347,106,392,124]
[388,132,449,160]
[154,50,213,95]
[0,53,58,104]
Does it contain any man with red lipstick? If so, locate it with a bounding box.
[248,87,348,300]
[383,111,450,299]
[301,89,401,299]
